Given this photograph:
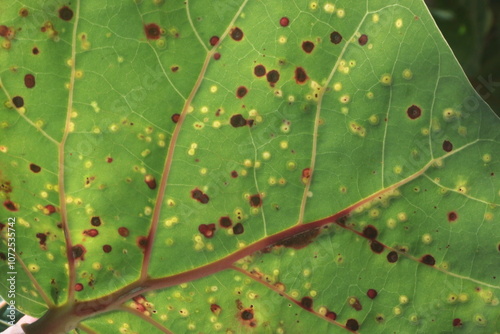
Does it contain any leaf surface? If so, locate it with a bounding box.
[0,0,499,333]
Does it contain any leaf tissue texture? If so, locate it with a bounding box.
[0,0,499,333]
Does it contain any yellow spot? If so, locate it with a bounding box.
[387,218,397,229]
[200,168,207,175]
[458,293,469,302]
[28,264,40,272]
[244,159,252,167]
[395,18,403,28]
[47,253,54,261]
[280,122,291,133]
[369,208,380,218]
[339,186,347,193]
[288,95,295,102]
[349,60,356,67]
[484,212,494,221]
[75,70,84,79]
[309,2,318,10]
[92,262,102,270]
[340,95,350,104]
[287,161,296,170]
[279,36,287,44]
[210,85,217,93]
[369,114,379,125]
[117,56,124,63]
[397,212,407,222]
[458,126,467,136]
[336,9,345,18]
[85,161,92,169]
[482,154,491,163]
[333,82,342,91]
[349,121,366,137]
[372,14,380,23]
[69,122,75,132]
[457,186,467,194]
[341,107,349,115]
[393,165,402,174]
[201,106,209,113]
[393,306,402,316]
[324,3,335,13]
[380,74,392,85]
[280,140,288,149]
[268,177,277,185]
[254,161,261,168]
[474,314,486,326]
[422,234,432,244]
[402,69,413,80]
[193,121,204,130]
[141,149,151,157]
[366,91,375,99]
[262,151,271,160]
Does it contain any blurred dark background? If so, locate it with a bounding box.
[426,0,500,115]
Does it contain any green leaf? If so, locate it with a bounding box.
[1,0,499,333]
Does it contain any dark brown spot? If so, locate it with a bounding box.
[210,304,222,316]
[72,245,86,260]
[3,200,17,211]
[171,66,179,72]
[387,251,398,263]
[254,65,266,77]
[191,188,209,204]
[91,216,101,226]
[295,67,308,84]
[231,170,238,178]
[144,175,156,190]
[198,223,216,238]
[58,6,74,21]
[36,233,47,246]
[302,41,315,53]
[370,240,384,253]
[209,36,219,46]
[219,216,232,228]
[213,52,221,60]
[345,319,359,331]
[0,25,8,37]
[83,229,98,237]
[407,105,421,119]
[280,17,290,27]
[326,311,337,320]
[275,228,320,250]
[230,27,243,41]
[24,74,36,88]
[12,96,24,108]
[367,289,378,299]
[249,194,262,207]
[241,309,253,320]
[103,245,112,253]
[301,297,313,310]
[19,8,29,17]
[118,227,129,237]
[0,253,6,261]
[266,70,280,86]
[137,236,148,250]
[358,34,368,46]
[233,223,244,235]
[236,86,248,98]
[448,211,458,222]
[230,114,247,128]
[349,297,362,311]
[421,254,436,266]
[453,318,462,327]
[144,23,161,40]
[362,225,378,239]
[29,163,41,173]
[75,283,84,291]
[171,113,180,123]
[442,140,453,152]
[32,47,39,55]
[301,168,311,184]
[330,31,343,44]
[44,205,56,215]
